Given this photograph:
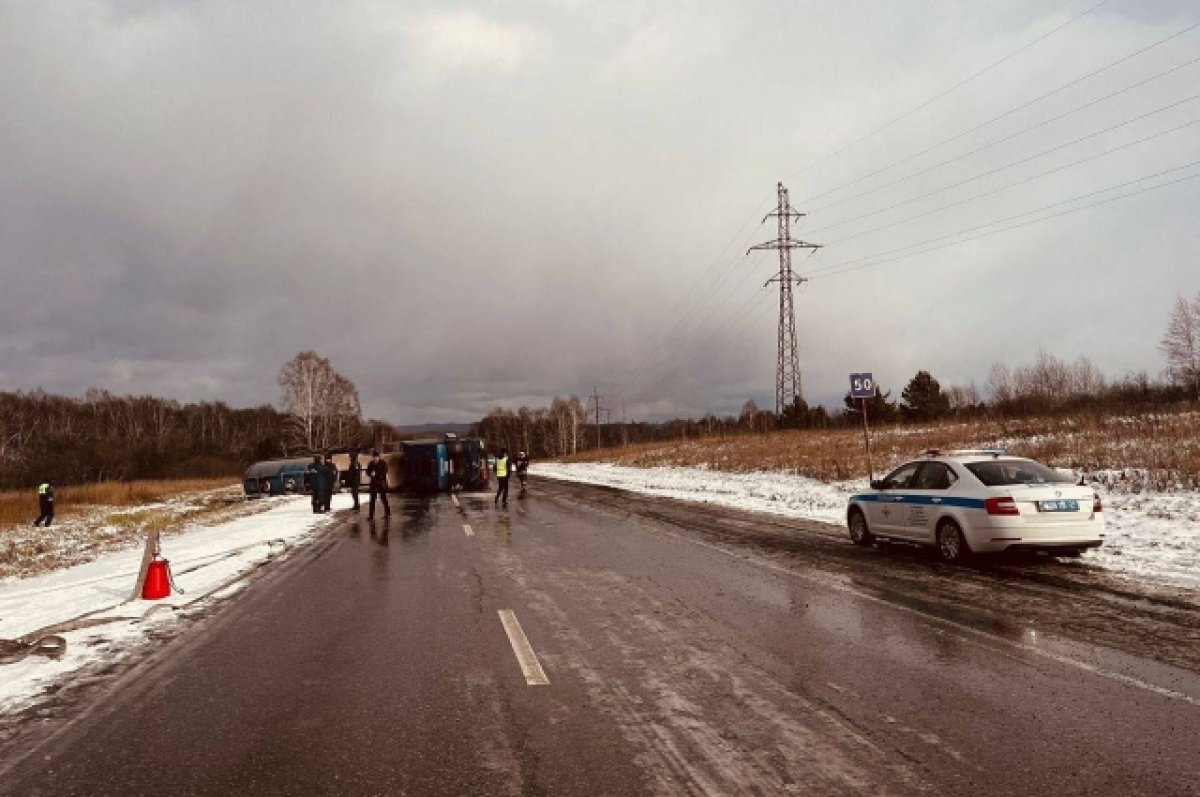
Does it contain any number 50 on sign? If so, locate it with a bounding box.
[850,372,875,399]
[850,372,875,480]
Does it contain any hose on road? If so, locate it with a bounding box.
[0,537,292,666]
[0,634,67,665]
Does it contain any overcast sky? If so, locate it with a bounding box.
[2,1,1198,423]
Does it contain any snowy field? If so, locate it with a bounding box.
[0,493,352,713]
[532,463,1200,591]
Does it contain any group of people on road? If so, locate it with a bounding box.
[307,454,339,514]
[305,450,391,519]
[33,446,523,527]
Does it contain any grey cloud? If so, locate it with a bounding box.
[1,1,1197,421]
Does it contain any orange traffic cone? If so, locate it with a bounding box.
[142,556,172,600]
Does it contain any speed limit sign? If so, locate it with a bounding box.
[849,372,875,399]
[850,372,876,480]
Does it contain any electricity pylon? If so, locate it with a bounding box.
[748,182,822,415]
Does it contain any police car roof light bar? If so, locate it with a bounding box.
[944,448,1007,458]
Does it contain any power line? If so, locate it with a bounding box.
[609,12,1199,416]
[609,244,771,399]
[809,55,1200,216]
[821,116,1200,247]
[796,19,1200,207]
[604,212,770,396]
[623,290,778,410]
[605,16,1197,405]
[782,0,1113,181]
[805,99,1200,237]
[618,275,773,402]
[616,264,768,402]
[623,247,823,411]
[802,164,1200,281]
[611,198,771,376]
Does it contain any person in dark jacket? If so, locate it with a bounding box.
[514,451,530,493]
[347,450,361,512]
[306,455,326,514]
[34,479,55,527]
[322,453,337,512]
[366,450,391,519]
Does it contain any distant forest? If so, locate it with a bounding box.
[6,313,1198,489]
[0,352,401,490]
[0,388,404,491]
[473,349,1200,460]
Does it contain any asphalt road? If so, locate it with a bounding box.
[3,478,1199,796]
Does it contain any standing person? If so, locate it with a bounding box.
[322,453,338,512]
[347,450,361,512]
[33,478,55,527]
[494,448,510,508]
[514,451,530,493]
[306,455,326,514]
[366,450,391,520]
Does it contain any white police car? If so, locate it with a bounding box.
[846,450,1104,563]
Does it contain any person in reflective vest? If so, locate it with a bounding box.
[494,448,510,509]
[34,479,55,527]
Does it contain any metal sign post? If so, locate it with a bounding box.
[130,529,161,601]
[850,373,875,482]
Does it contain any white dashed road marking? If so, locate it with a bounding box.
[498,610,550,685]
[463,523,474,537]
[452,493,460,507]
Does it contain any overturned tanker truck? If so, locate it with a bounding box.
[402,435,490,493]
[242,435,489,497]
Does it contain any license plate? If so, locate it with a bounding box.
[1038,500,1079,512]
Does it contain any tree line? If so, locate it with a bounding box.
[473,292,1200,459]
[0,351,391,490]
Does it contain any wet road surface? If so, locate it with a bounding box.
[3,478,1199,795]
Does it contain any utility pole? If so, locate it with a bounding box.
[621,402,629,447]
[748,182,822,415]
[590,386,609,450]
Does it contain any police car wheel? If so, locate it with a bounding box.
[936,520,970,563]
[848,509,873,546]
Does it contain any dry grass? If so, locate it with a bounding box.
[0,478,281,579]
[563,411,1200,490]
[0,478,234,527]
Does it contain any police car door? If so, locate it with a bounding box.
[903,462,957,543]
[873,461,921,537]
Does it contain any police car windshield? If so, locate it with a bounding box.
[965,459,1072,486]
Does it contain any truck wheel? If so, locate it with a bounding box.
[848,509,874,547]
[936,520,970,563]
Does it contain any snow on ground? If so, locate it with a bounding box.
[0,492,353,712]
[533,462,858,525]
[532,463,1200,591]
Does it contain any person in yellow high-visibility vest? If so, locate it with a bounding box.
[494,448,510,509]
[34,479,55,527]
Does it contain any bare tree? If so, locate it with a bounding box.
[278,352,362,451]
[1069,355,1105,397]
[1160,294,1200,399]
[946,382,980,412]
[987,362,1013,404]
[740,399,760,431]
